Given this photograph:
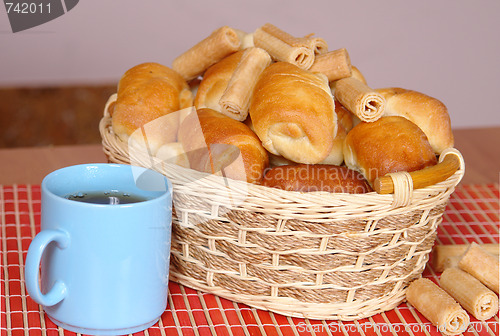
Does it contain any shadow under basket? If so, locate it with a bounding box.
[99,105,465,321]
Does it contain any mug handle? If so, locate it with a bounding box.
[25,229,70,306]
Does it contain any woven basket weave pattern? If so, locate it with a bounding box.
[99,102,463,320]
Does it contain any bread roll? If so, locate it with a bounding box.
[318,100,353,165]
[249,62,337,164]
[267,102,352,167]
[155,142,190,168]
[194,50,244,112]
[376,88,454,154]
[111,62,192,154]
[178,108,268,184]
[261,164,372,193]
[344,116,437,186]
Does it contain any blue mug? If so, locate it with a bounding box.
[25,164,172,335]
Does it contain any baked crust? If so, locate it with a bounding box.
[249,62,336,164]
[377,87,454,154]
[111,62,191,154]
[344,116,437,185]
[178,108,269,184]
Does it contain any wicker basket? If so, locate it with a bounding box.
[99,96,464,320]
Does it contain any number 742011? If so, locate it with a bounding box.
[5,2,51,14]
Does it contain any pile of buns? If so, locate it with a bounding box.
[108,24,454,194]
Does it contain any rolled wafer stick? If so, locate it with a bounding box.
[459,242,499,294]
[233,29,254,49]
[432,243,499,272]
[219,47,272,121]
[254,27,314,70]
[309,48,352,82]
[172,26,241,81]
[332,77,385,122]
[260,23,304,47]
[299,33,328,55]
[260,23,327,55]
[406,278,469,335]
[442,256,461,270]
[441,267,499,321]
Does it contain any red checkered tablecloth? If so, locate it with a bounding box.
[1,184,499,336]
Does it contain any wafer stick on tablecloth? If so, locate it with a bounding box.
[432,243,499,272]
[219,47,272,121]
[440,267,499,321]
[406,278,469,335]
[459,242,499,294]
[442,256,461,270]
[309,48,352,82]
[172,26,241,81]
[332,77,385,122]
[253,26,314,70]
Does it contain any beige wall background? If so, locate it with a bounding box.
[1,0,499,129]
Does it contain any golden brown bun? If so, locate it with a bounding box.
[376,87,454,154]
[249,62,336,164]
[319,100,353,165]
[178,108,268,184]
[266,101,353,167]
[245,117,295,168]
[261,164,372,193]
[343,116,437,185]
[268,101,353,166]
[194,51,244,112]
[111,62,192,154]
